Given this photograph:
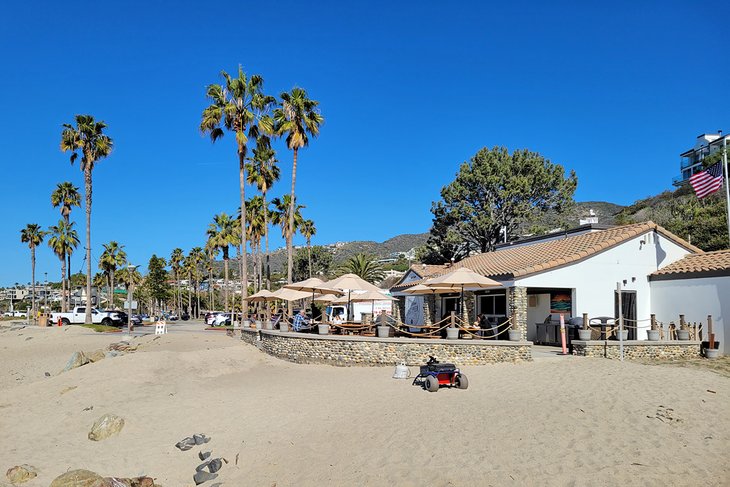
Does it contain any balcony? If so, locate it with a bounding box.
[672,174,688,187]
[680,157,701,170]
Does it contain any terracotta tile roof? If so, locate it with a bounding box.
[651,249,730,278]
[456,221,701,278]
[390,264,446,291]
[391,222,701,292]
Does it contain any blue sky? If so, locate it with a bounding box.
[0,1,727,285]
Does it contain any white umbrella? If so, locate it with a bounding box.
[325,274,382,320]
[284,277,343,317]
[271,288,311,302]
[350,289,396,317]
[424,267,501,317]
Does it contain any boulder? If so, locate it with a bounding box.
[6,464,38,484]
[90,476,155,487]
[64,352,90,371]
[50,469,102,487]
[88,414,125,441]
[88,349,106,363]
[193,470,217,485]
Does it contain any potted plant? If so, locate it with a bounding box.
[318,323,329,335]
[647,321,660,341]
[578,319,592,341]
[508,324,521,342]
[446,326,460,339]
[279,321,289,333]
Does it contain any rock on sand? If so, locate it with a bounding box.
[49,469,102,487]
[5,464,38,484]
[88,414,125,441]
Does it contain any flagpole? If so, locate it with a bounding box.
[724,135,730,246]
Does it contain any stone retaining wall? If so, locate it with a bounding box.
[572,340,701,359]
[238,328,531,366]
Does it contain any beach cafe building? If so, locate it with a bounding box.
[390,222,703,344]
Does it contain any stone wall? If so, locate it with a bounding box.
[572,340,701,360]
[237,329,531,366]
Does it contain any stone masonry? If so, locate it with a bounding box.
[572,340,701,359]
[239,328,531,366]
[508,286,528,340]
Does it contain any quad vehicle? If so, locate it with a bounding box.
[412,356,468,392]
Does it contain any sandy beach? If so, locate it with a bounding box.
[1,323,728,486]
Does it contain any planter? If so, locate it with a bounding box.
[677,329,690,340]
[578,329,592,341]
[508,330,521,342]
[616,330,628,341]
[646,329,660,341]
[705,348,720,359]
[255,320,262,330]
[279,322,289,333]
[446,327,459,340]
[318,324,329,335]
[243,320,251,329]
[377,326,390,338]
[263,320,273,330]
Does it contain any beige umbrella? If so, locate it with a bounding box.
[325,274,382,320]
[424,267,501,318]
[271,288,311,302]
[400,284,452,295]
[284,277,343,318]
[249,289,277,302]
[314,293,338,304]
[349,289,396,320]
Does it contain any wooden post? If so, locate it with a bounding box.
[679,314,686,329]
[650,314,656,330]
[708,315,715,350]
[582,312,588,330]
[450,310,456,328]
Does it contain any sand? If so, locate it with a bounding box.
[0,323,728,486]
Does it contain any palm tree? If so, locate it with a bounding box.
[189,247,205,318]
[206,213,237,315]
[241,195,266,291]
[99,241,126,310]
[60,115,113,323]
[245,143,280,288]
[47,220,80,312]
[300,219,316,278]
[50,181,81,297]
[270,195,305,240]
[117,265,143,322]
[273,87,324,285]
[20,224,45,320]
[200,66,275,314]
[170,248,184,316]
[205,244,219,311]
[183,253,196,316]
[339,254,385,283]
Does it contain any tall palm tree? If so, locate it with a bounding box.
[300,219,316,278]
[50,181,81,298]
[200,66,275,314]
[170,248,184,316]
[206,213,237,315]
[117,265,143,321]
[205,244,219,311]
[189,247,205,318]
[273,88,324,285]
[245,143,280,289]
[60,115,113,323]
[183,253,196,316]
[47,220,80,312]
[339,254,385,283]
[240,195,266,291]
[20,224,45,319]
[99,241,126,310]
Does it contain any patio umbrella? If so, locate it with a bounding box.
[313,293,338,303]
[325,274,383,320]
[271,288,311,302]
[400,283,452,324]
[349,289,396,318]
[249,289,276,302]
[424,267,501,318]
[284,277,343,318]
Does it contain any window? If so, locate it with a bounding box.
[77,307,85,313]
[479,294,506,316]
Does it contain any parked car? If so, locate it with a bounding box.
[204,312,219,325]
[104,309,128,326]
[214,313,231,327]
[50,307,121,326]
[180,312,190,321]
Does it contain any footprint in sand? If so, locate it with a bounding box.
[648,405,682,423]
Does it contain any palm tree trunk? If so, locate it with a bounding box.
[196,280,200,319]
[287,148,298,315]
[307,238,312,278]
[110,268,115,310]
[238,150,248,319]
[84,168,93,324]
[60,255,67,313]
[264,189,270,289]
[30,247,36,322]
[66,253,71,310]
[187,273,192,314]
[223,257,229,315]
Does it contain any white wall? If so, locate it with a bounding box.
[651,276,729,355]
[526,293,551,341]
[516,231,692,339]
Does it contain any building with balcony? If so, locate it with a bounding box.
[674,132,728,186]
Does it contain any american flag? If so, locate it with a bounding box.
[689,161,724,199]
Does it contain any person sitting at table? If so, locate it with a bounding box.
[332,314,343,325]
[292,309,310,332]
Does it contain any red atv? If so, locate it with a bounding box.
[412,356,468,392]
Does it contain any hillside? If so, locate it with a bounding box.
[519,200,624,233]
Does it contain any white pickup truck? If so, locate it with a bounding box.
[51,307,122,326]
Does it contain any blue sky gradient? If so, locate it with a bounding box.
[1,1,728,285]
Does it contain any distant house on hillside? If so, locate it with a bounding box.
[391,221,709,345]
[674,132,729,186]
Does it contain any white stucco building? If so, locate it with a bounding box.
[392,222,714,345]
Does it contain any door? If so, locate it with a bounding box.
[614,291,637,339]
[441,297,459,321]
